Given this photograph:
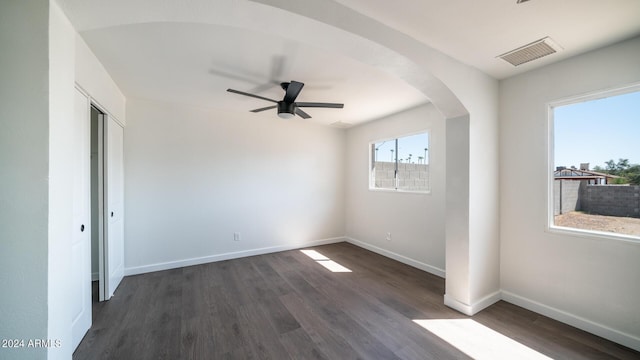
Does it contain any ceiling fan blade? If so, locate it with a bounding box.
[271,55,286,80]
[226,88,278,103]
[249,81,279,94]
[250,105,277,113]
[209,69,259,84]
[295,102,344,108]
[283,81,304,103]
[295,108,312,119]
[244,56,287,94]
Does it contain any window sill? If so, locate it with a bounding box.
[547,224,640,244]
[368,187,431,195]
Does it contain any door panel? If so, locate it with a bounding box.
[105,117,124,298]
[71,89,91,350]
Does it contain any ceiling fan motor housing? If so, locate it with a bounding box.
[277,101,295,118]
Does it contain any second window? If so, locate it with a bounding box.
[370,132,430,193]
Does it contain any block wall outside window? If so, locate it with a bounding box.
[550,86,640,240]
[370,132,429,193]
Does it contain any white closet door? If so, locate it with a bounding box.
[105,117,125,298]
[71,89,92,349]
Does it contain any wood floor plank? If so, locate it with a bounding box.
[180,267,216,359]
[278,327,329,360]
[273,265,402,359]
[250,254,294,297]
[316,280,470,360]
[139,268,183,360]
[203,286,245,356]
[235,302,293,360]
[74,243,640,360]
[279,292,364,360]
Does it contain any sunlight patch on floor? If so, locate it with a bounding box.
[300,249,352,273]
[316,260,352,272]
[300,249,330,261]
[413,319,552,360]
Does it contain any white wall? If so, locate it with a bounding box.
[0,1,50,359]
[123,99,346,274]
[345,104,446,276]
[500,36,640,350]
[47,2,77,359]
[75,35,126,123]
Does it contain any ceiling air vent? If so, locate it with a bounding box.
[497,37,562,66]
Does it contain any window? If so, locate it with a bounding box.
[550,85,640,240]
[370,132,429,193]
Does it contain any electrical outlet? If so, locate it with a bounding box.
[386,232,392,241]
[233,232,240,241]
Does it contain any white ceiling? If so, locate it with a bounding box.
[79,21,429,126]
[57,0,640,126]
[335,0,640,79]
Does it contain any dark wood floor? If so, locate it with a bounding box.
[74,242,639,359]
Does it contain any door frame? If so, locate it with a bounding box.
[91,104,107,301]
[76,84,124,302]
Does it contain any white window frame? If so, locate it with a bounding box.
[369,130,431,194]
[547,82,640,243]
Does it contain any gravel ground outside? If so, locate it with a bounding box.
[554,211,640,237]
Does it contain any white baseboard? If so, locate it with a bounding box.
[123,237,345,276]
[502,290,640,352]
[444,291,502,316]
[345,236,445,278]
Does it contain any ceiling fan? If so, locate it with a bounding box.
[226,80,343,119]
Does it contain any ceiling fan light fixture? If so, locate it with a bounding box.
[277,101,295,119]
[278,112,295,119]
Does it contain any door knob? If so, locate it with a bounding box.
[111,211,114,217]
[80,224,85,232]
